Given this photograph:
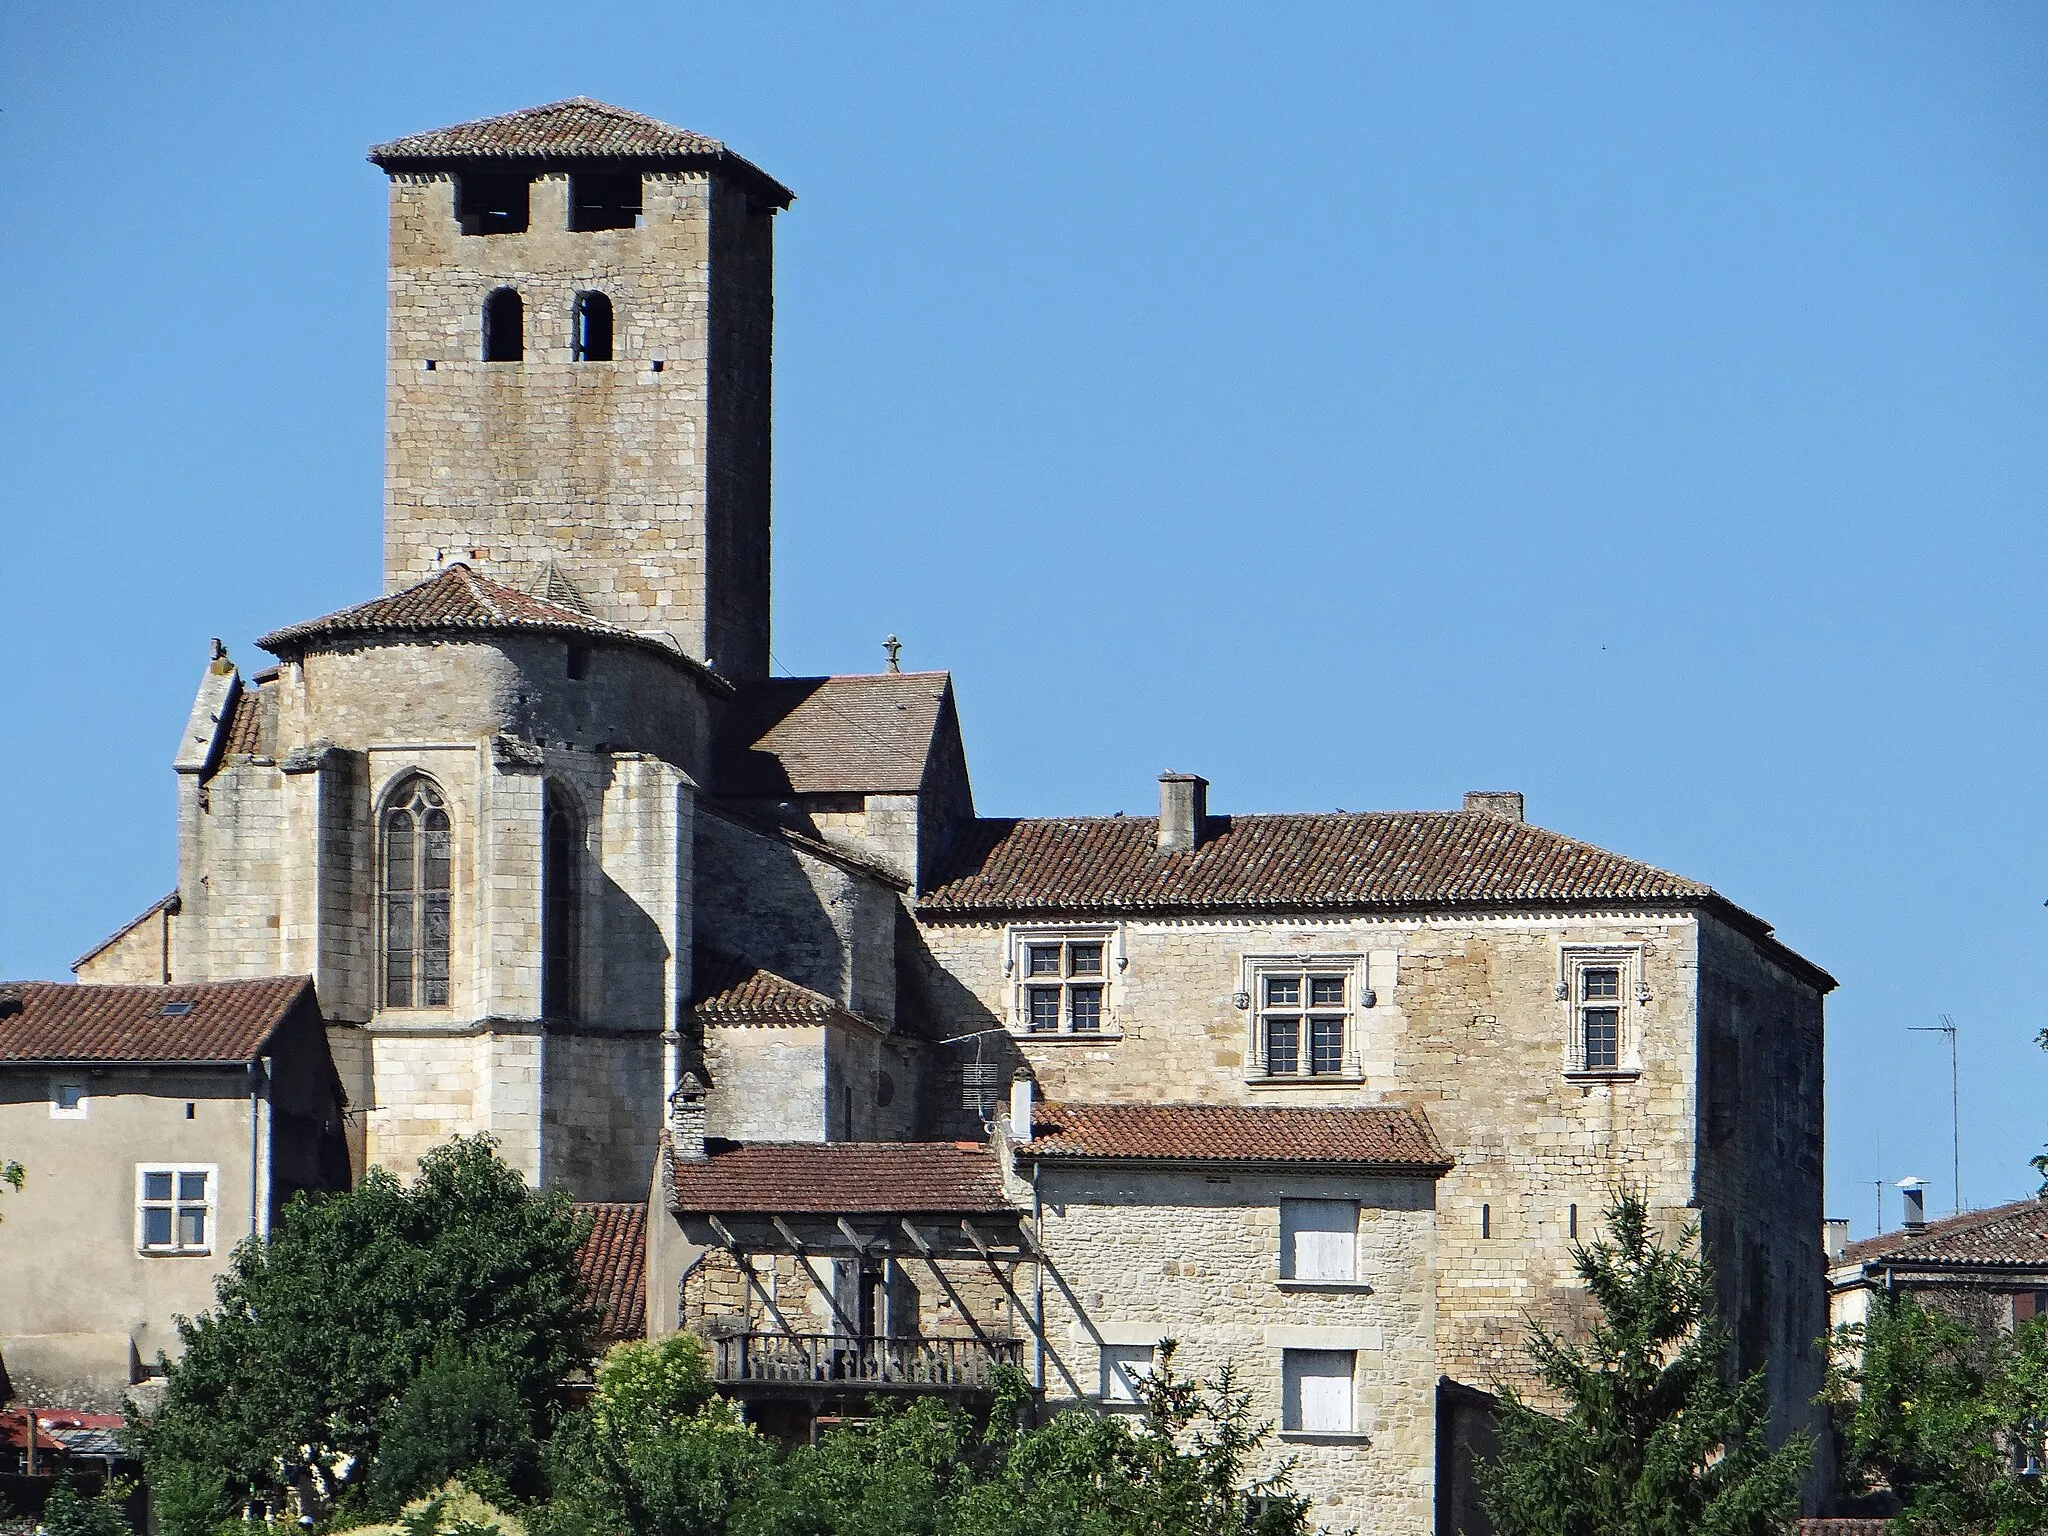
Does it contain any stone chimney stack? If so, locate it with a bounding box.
[1463,790,1525,823]
[1898,1178,1928,1232]
[669,1070,709,1162]
[1158,773,1209,853]
[1008,1069,1035,1144]
[1823,1219,1849,1263]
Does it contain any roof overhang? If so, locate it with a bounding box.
[678,1210,1032,1261]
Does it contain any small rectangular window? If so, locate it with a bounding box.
[1026,987,1061,1033]
[456,173,531,236]
[1265,1017,1300,1075]
[1010,931,1117,1034]
[1563,949,1640,1076]
[1282,1349,1355,1434]
[1583,1008,1621,1071]
[1281,1200,1358,1281]
[1027,946,1061,977]
[1068,985,1103,1031]
[51,1079,87,1119]
[1101,1343,1155,1402]
[1251,962,1359,1079]
[568,172,642,231]
[138,1165,215,1254]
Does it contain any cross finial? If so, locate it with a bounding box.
[883,634,902,673]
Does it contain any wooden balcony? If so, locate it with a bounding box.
[713,1332,1023,1396]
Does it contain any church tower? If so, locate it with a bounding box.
[370,99,792,680]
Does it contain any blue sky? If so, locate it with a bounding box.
[4,4,2044,1235]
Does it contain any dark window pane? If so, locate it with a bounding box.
[386,813,414,891]
[1027,946,1061,977]
[1266,1018,1300,1075]
[424,813,452,890]
[1070,986,1102,1031]
[1027,987,1061,1032]
[143,1171,172,1202]
[178,1207,207,1248]
[143,1207,172,1246]
[1583,1008,1620,1070]
[1310,1017,1344,1074]
[178,1172,207,1202]
[1068,943,1103,976]
[1265,976,1301,1007]
[1582,968,1620,1001]
[1309,976,1345,1008]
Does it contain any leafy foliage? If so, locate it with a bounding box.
[134,1136,598,1529]
[589,1333,716,1439]
[1824,1290,2048,1535]
[1479,1190,1810,1536]
[0,1155,21,1221]
[39,1478,135,1536]
[374,1345,543,1506]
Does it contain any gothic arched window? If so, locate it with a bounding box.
[383,776,452,1009]
[483,287,524,362]
[542,785,580,1018]
[571,291,612,363]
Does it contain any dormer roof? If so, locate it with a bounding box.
[368,98,794,206]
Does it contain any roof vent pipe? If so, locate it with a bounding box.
[1897,1178,1928,1232]
[1008,1069,1034,1144]
[1158,773,1209,853]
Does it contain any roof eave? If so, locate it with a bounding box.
[258,625,736,695]
[1023,1152,1453,1177]
[366,148,795,209]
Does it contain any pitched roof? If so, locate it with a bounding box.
[691,953,873,1030]
[574,1202,647,1341]
[71,891,179,973]
[1840,1197,2048,1271]
[922,810,1709,916]
[670,1141,1016,1215]
[1022,1102,1453,1171]
[717,673,952,797]
[368,98,794,205]
[216,676,272,761]
[0,977,313,1065]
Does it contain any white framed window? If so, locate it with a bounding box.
[1243,955,1363,1081]
[1559,946,1645,1076]
[1280,1200,1359,1283]
[136,1164,216,1255]
[1101,1343,1156,1403]
[50,1078,88,1119]
[1006,926,1120,1036]
[1282,1349,1356,1434]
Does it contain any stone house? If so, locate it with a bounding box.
[1828,1196,2048,1334]
[0,978,348,1408]
[28,97,1835,1527]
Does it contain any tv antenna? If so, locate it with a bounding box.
[1907,1015,1961,1215]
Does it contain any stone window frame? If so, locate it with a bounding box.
[378,771,458,1015]
[1558,943,1647,1079]
[49,1076,88,1120]
[1239,953,1366,1086]
[1277,1198,1373,1292]
[1100,1342,1157,1404]
[135,1163,217,1256]
[1003,924,1123,1040]
[1279,1347,1360,1439]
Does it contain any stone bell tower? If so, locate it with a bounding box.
[370,98,792,680]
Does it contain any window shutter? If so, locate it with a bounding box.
[1281,1199,1358,1281]
[1284,1349,1355,1433]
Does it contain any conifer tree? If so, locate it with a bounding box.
[1479,1190,1810,1536]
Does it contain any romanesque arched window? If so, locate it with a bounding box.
[483,287,524,362]
[383,776,452,1009]
[542,784,580,1018]
[571,291,612,363]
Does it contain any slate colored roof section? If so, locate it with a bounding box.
[0,977,313,1065]
[1840,1197,2048,1270]
[1023,1102,1453,1172]
[575,1202,647,1341]
[368,98,794,205]
[718,673,952,797]
[691,953,869,1030]
[670,1141,1017,1215]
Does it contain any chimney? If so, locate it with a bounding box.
[1158,773,1209,853]
[1463,791,1525,823]
[1897,1178,1928,1232]
[1823,1219,1849,1263]
[669,1070,709,1162]
[1008,1069,1035,1144]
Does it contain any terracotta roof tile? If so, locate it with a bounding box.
[670,1141,1016,1215]
[717,673,952,797]
[368,98,793,205]
[921,811,1712,917]
[692,953,865,1029]
[1023,1102,1452,1171]
[575,1202,647,1341]
[1840,1197,2048,1269]
[0,977,313,1064]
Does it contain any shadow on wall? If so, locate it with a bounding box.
[894,922,1023,1141]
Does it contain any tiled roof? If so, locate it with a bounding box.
[368,98,794,205]
[575,1202,647,1341]
[0,977,313,1065]
[1840,1197,2048,1270]
[922,810,1710,916]
[218,679,267,757]
[71,890,179,973]
[257,566,711,681]
[692,953,869,1029]
[671,1141,1016,1215]
[1023,1102,1453,1171]
[717,673,952,797]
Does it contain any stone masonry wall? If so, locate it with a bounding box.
[1029,1164,1440,1536]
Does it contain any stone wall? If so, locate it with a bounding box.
[542,1030,664,1200]
[1028,1163,1440,1536]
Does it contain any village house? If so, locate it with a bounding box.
[9,98,1836,1530]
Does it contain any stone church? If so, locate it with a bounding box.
[27,100,1833,1530]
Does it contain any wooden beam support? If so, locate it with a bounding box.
[773,1214,866,1337]
[899,1218,1002,1354]
[961,1218,1087,1401]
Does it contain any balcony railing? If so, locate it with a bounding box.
[714,1332,1023,1390]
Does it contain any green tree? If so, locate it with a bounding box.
[373,1344,543,1506]
[39,1477,136,1536]
[589,1333,716,1439]
[135,1136,598,1531]
[0,1155,22,1218]
[1480,1190,1811,1536]
[1824,1290,2048,1535]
